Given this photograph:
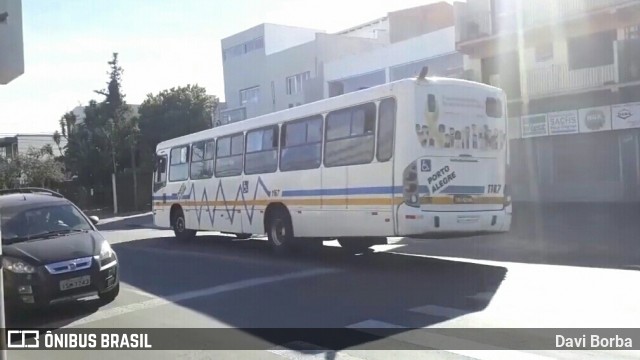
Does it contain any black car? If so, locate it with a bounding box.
[0,188,119,309]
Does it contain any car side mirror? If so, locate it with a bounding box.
[89,216,100,225]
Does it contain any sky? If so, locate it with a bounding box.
[0,0,451,135]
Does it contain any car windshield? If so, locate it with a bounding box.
[1,204,92,244]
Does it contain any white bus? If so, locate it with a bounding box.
[152,75,512,253]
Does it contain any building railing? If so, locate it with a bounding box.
[525,63,616,96]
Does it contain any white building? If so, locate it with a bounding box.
[220,2,460,125]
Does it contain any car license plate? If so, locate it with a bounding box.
[60,275,91,291]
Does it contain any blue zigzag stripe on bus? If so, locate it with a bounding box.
[157,177,273,227]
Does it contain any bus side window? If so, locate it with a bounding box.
[245,125,278,175]
[280,115,323,172]
[169,146,189,182]
[377,98,396,162]
[325,102,376,167]
[215,133,244,177]
[191,140,215,180]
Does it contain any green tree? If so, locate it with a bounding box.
[138,84,217,169]
[55,53,136,208]
[0,146,64,189]
[0,155,21,188]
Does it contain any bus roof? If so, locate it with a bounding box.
[156,77,503,151]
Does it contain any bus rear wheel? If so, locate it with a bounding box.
[338,237,380,254]
[172,208,196,241]
[266,208,294,254]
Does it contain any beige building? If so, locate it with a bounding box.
[455,0,640,202]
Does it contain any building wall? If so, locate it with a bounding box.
[455,0,640,202]
[335,17,389,40]
[222,29,386,121]
[389,2,454,43]
[264,24,323,55]
[324,27,460,97]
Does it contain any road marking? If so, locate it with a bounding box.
[409,305,476,318]
[120,285,159,299]
[346,319,555,360]
[47,268,339,329]
[268,341,365,360]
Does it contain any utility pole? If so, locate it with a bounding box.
[108,119,118,215]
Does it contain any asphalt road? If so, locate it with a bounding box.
[6,208,640,360]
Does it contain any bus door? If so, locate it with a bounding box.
[344,100,396,236]
[152,151,169,227]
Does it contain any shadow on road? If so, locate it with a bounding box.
[9,232,508,351]
[395,202,640,270]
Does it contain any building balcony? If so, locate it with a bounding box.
[525,63,616,97]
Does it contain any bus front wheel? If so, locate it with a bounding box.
[266,208,294,254]
[172,208,197,241]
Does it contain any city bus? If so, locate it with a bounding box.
[152,75,511,253]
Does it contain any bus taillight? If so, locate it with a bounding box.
[403,161,420,208]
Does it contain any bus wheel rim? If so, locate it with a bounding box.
[176,217,185,232]
[271,219,285,246]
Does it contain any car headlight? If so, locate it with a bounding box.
[2,257,36,274]
[99,241,115,263]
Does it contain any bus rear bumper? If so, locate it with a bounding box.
[398,206,512,235]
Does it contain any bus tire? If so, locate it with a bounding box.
[172,208,196,241]
[266,208,294,254]
[338,237,377,254]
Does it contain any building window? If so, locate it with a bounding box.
[535,43,553,62]
[280,115,323,171]
[324,103,376,167]
[190,140,215,180]
[240,86,260,105]
[223,37,264,61]
[568,31,615,70]
[219,108,246,126]
[215,133,244,177]
[377,98,396,162]
[169,146,189,182]
[245,126,279,175]
[624,25,640,40]
[286,71,311,95]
